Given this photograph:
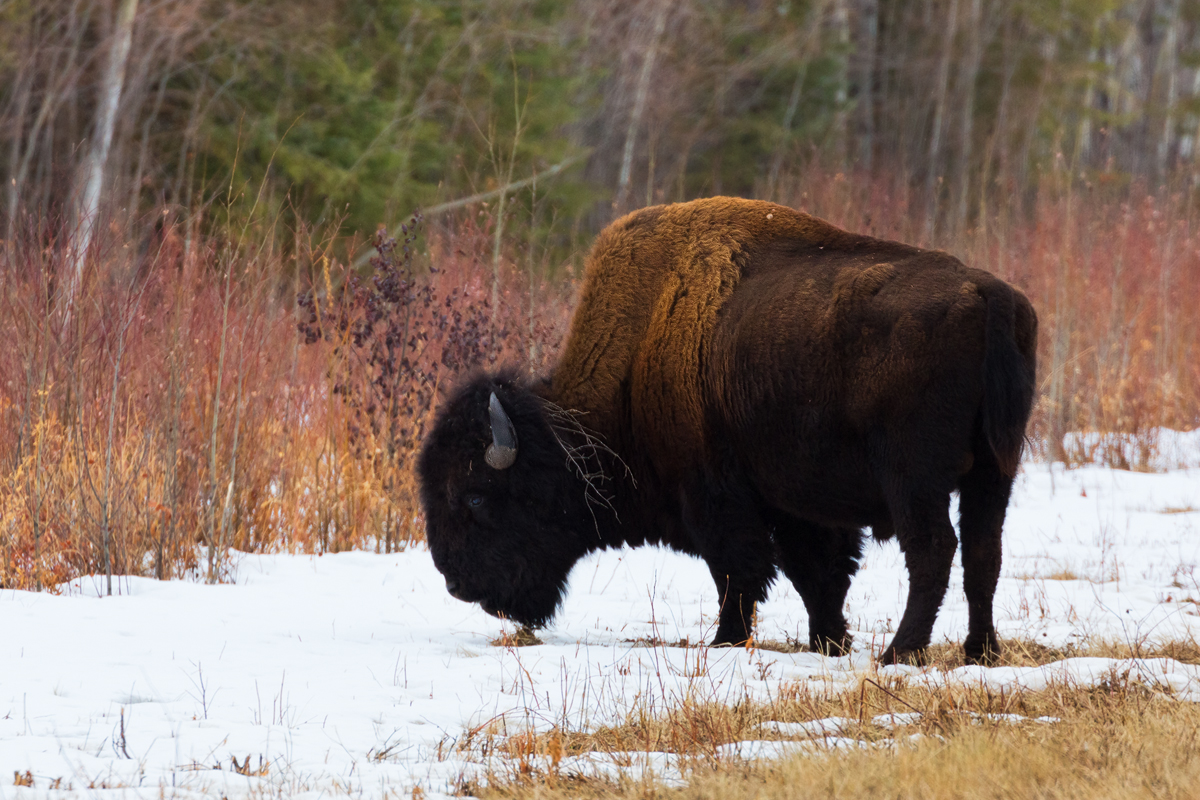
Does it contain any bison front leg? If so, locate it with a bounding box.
[708,567,775,647]
[771,517,863,656]
[879,491,958,665]
[684,488,777,647]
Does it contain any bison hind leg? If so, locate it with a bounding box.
[958,444,1015,666]
[770,513,864,656]
[878,490,958,666]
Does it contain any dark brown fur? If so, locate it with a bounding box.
[419,197,1037,664]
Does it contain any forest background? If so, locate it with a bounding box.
[1,0,1198,593]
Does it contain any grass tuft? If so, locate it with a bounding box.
[462,639,1200,799]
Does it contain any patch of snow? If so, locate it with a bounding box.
[1,454,1199,797]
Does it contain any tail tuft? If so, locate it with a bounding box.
[981,285,1037,477]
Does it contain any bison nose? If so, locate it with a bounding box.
[445,578,463,599]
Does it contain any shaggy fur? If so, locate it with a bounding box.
[418,197,1037,664]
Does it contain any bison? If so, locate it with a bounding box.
[418,197,1037,664]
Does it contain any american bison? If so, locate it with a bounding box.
[418,197,1037,664]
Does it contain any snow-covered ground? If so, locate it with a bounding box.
[2,448,1199,798]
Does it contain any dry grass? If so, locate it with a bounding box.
[684,694,1200,800]
[781,169,1200,468]
[461,638,1200,799]
[492,627,546,648]
[0,211,572,591]
[2,174,1198,589]
[611,635,1200,669]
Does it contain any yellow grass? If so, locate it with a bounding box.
[454,637,1200,799]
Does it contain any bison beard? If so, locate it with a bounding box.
[418,197,1037,665]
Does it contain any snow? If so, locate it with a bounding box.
[2,456,1199,798]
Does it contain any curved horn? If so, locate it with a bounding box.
[485,391,518,469]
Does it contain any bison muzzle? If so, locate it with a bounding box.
[418,197,1037,665]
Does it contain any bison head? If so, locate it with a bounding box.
[417,374,591,629]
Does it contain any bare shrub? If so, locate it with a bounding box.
[0,207,572,589]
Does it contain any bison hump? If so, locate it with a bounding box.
[550,197,856,479]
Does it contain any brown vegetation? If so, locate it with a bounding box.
[781,167,1200,467]
[2,171,1198,591]
[459,637,1200,799]
[0,210,572,591]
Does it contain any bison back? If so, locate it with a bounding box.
[704,240,1034,526]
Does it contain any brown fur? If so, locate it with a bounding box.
[553,198,861,479]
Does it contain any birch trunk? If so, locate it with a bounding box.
[615,0,670,211]
[65,0,139,311]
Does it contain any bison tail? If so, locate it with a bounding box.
[980,285,1036,478]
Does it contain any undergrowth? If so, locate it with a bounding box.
[1,173,1198,589]
[0,210,571,591]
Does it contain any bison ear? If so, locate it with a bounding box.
[485,391,519,469]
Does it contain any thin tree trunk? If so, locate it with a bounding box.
[852,0,878,173]
[101,319,129,596]
[1014,37,1055,207]
[1077,45,1099,168]
[767,0,830,195]
[977,15,1016,264]
[923,0,960,243]
[1157,0,1180,183]
[953,0,984,238]
[128,47,171,224]
[5,31,36,248]
[65,0,140,313]
[768,66,809,196]
[615,0,670,211]
[207,265,232,584]
[8,15,75,245]
[828,0,850,168]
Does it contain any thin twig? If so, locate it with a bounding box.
[350,154,586,268]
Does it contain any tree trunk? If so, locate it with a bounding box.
[1156,0,1180,183]
[923,0,960,244]
[851,0,878,173]
[953,0,984,237]
[5,23,35,248]
[767,0,830,196]
[615,0,670,212]
[828,0,850,168]
[65,0,139,311]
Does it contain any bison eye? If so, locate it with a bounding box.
[466,494,484,509]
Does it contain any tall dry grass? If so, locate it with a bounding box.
[472,688,1200,800]
[2,175,1197,590]
[777,169,1200,468]
[462,638,1200,799]
[0,209,572,592]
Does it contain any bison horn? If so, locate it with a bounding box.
[485,391,518,469]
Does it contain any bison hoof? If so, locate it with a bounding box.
[878,646,927,666]
[710,636,751,648]
[810,633,853,657]
[964,633,1002,665]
